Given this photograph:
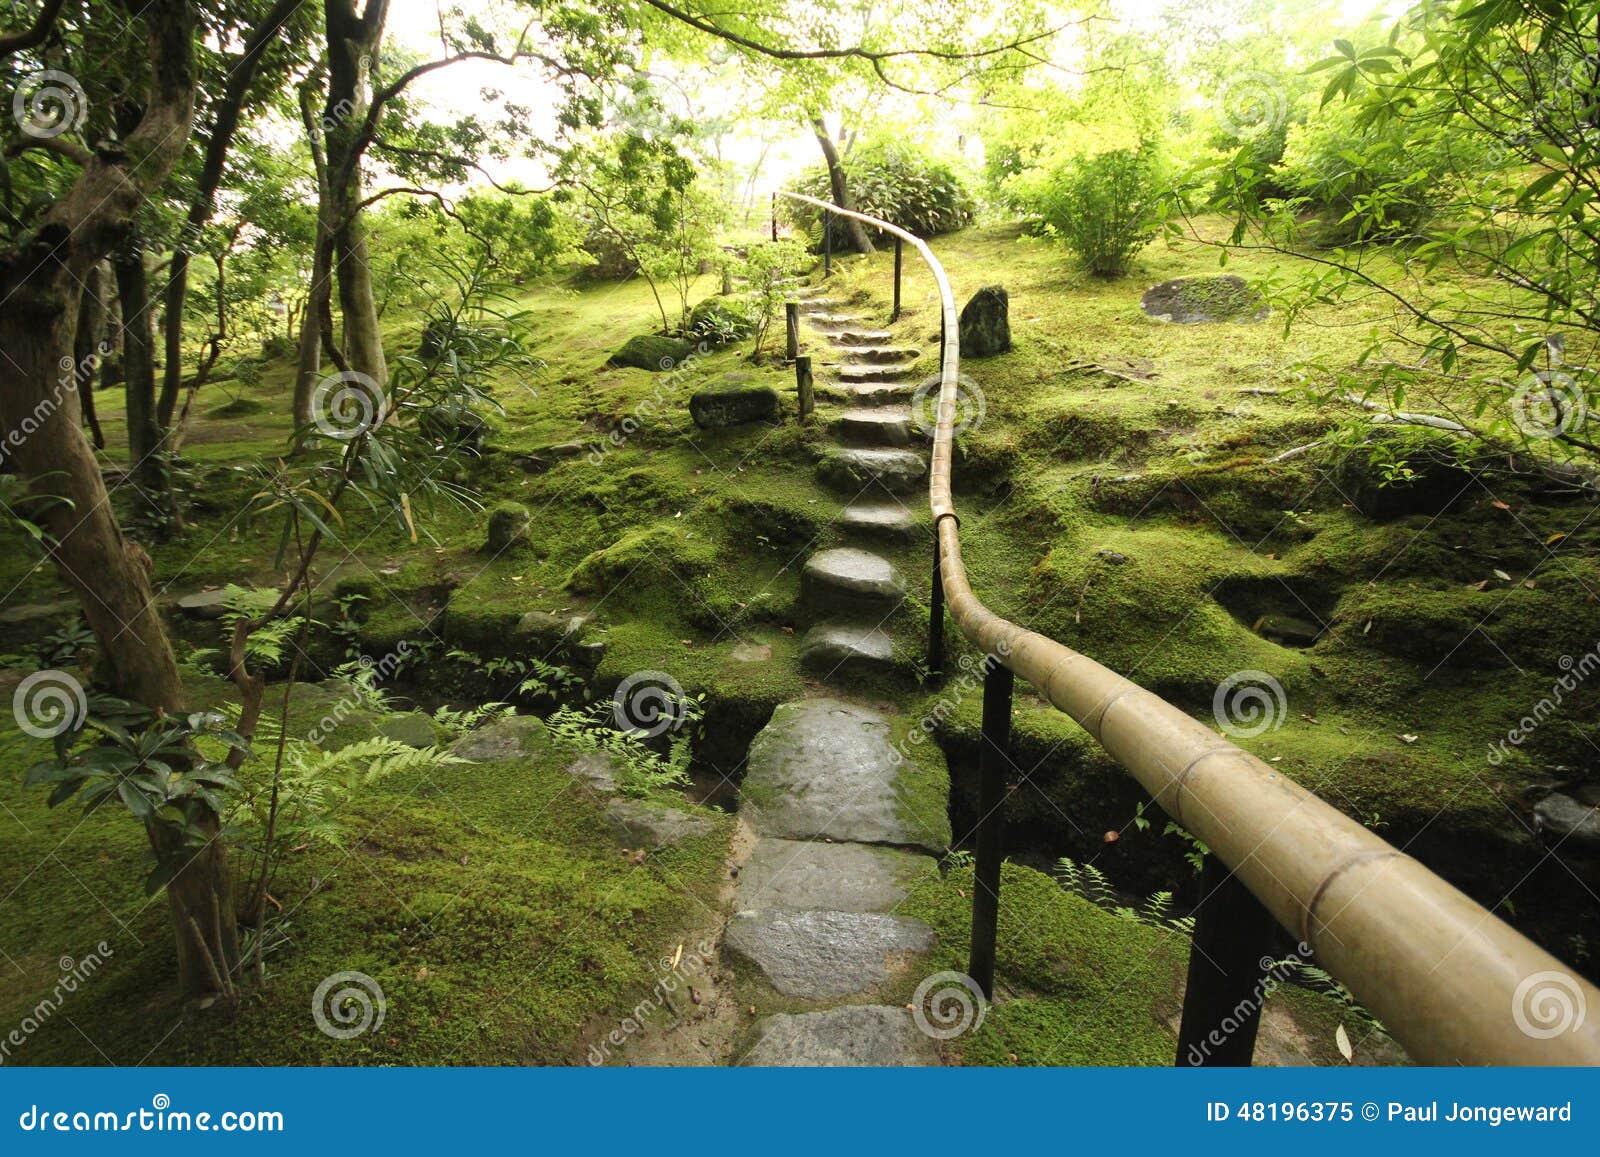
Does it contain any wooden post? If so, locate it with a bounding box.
[1175,855,1279,1067]
[785,302,800,362]
[795,355,814,422]
[967,657,1013,1000]
[892,237,903,323]
[823,208,832,277]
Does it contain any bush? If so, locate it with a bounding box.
[789,141,975,248]
[1035,143,1166,278]
[686,297,754,346]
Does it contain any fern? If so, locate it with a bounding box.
[431,701,516,739]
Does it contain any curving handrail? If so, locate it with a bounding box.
[777,189,1600,1066]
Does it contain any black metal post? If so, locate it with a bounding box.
[1175,854,1279,1067]
[770,191,777,242]
[795,355,814,422]
[823,208,832,277]
[967,657,1013,1000]
[928,538,945,678]
[892,237,903,322]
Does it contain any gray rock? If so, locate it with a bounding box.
[958,285,1011,357]
[1534,792,1600,851]
[725,907,936,998]
[606,798,715,849]
[742,697,946,850]
[835,408,914,445]
[731,641,773,662]
[802,548,905,612]
[689,380,781,428]
[799,623,898,675]
[738,1005,937,1067]
[838,362,918,383]
[817,447,927,494]
[738,839,936,913]
[839,502,918,538]
[175,589,234,620]
[1095,549,1128,565]
[378,711,438,749]
[0,599,77,628]
[516,610,590,648]
[485,503,531,554]
[566,751,618,793]
[1251,613,1323,646]
[449,714,543,761]
[1140,275,1268,324]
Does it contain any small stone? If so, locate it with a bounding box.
[1094,549,1128,565]
[566,752,618,793]
[605,799,715,849]
[175,589,234,620]
[1534,792,1600,851]
[958,285,1011,357]
[484,502,532,554]
[1251,614,1322,646]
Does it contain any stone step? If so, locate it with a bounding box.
[838,362,921,383]
[799,622,899,676]
[817,447,927,494]
[831,329,896,346]
[825,381,917,407]
[806,312,872,329]
[737,838,937,914]
[833,407,914,445]
[839,502,920,539]
[802,546,905,612]
[741,697,948,850]
[724,907,937,999]
[839,345,920,364]
[737,1006,937,1066]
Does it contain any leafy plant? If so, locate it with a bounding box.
[545,692,705,798]
[1035,142,1167,277]
[790,140,975,247]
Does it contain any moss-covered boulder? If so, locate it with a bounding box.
[687,297,755,345]
[689,377,780,428]
[1140,275,1268,324]
[484,502,531,554]
[608,334,695,371]
[958,285,1011,357]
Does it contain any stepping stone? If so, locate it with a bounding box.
[801,547,905,611]
[738,1005,937,1067]
[565,752,619,793]
[832,329,895,346]
[741,697,947,849]
[724,908,937,998]
[175,589,234,620]
[839,502,919,539]
[799,622,898,676]
[450,715,544,761]
[377,711,438,749]
[834,407,914,445]
[840,345,920,364]
[817,447,926,494]
[737,838,936,913]
[606,798,716,849]
[838,362,919,383]
[844,381,916,405]
[804,311,866,326]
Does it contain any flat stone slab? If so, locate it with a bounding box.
[450,714,543,761]
[802,547,905,609]
[832,329,895,345]
[799,623,898,675]
[839,502,918,538]
[838,362,918,382]
[566,751,618,792]
[175,589,234,619]
[724,907,936,998]
[841,381,916,406]
[836,408,914,445]
[742,697,937,848]
[738,838,936,913]
[817,447,926,494]
[606,798,716,849]
[1141,275,1268,324]
[1534,791,1600,851]
[840,346,920,363]
[739,1005,937,1067]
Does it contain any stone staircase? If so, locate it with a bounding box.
[728,284,951,1066]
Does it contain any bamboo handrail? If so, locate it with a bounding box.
[776,189,1600,1066]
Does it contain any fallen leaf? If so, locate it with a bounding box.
[1398,733,1419,745]
[1336,1023,1354,1062]
[1493,568,1512,581]
[1103,830,1119,844]
[1547,532,1568,546]
[1490,500,1511,511]
[1524,579,1537,589]
[671,943,684,970]
[1469,579,1490,591]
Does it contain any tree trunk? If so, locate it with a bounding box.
[292,236,330,430]
[113,246,170,509]
[74,263,107,450]
[812,118,875,256]
[0,0,237,1007]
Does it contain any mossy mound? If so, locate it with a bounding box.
[608,334,695,371]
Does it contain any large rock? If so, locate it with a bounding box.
[741,698,948,851]
[738,1006,937,1066]
[1140,275,1268,324]
[608,334,695,371]
[958,285,1011,357]
[449,714,543,761]
[801,547,905,611]
[738,839,936,913]
[377,711,438,749]
[724,907,937,998]
[798,623,897,675]
[687,297,754,345]
[606,798,716,849]
[514,610,605,672]
[1534,790,1600,852]
[484,502,531,554]
[816,447,927,494]
[689,378,780,428]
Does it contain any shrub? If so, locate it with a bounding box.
[1035,143,1166,277]
[686,297,754,345]
[789,141,975,247]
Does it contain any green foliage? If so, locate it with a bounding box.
[1033,142,1167,277]
[791,140,974,246]
[545,691,706,798]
